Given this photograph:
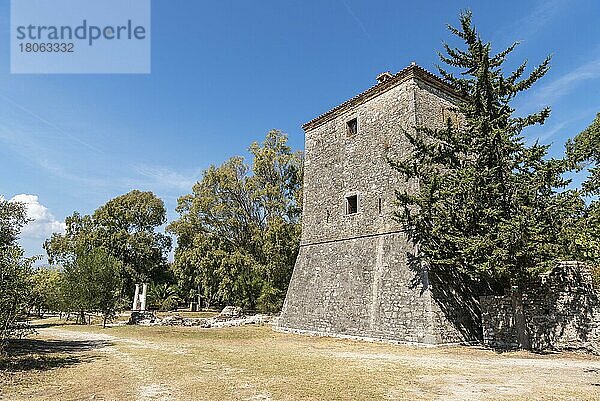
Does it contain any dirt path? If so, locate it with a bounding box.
[37,327,175,401]
[330,349,600,400]
[8,323,600,401]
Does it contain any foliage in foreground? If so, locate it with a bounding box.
[168,130,303,312]
[391,12,579,289]
[0,198,35,346]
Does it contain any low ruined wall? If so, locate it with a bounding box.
[480,296,520,349]
[481,262,600,353]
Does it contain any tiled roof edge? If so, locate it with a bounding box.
[302,64,461,132]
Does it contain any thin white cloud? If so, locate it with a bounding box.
[0,92,103,154]
[340,0,368,36]
[9,194,66,239]
[0,122,198,195]
[133,164,199,192]
[534,57,600,105]
[532,121,569,144]
[494,0,565,42]
[517,0,563,38]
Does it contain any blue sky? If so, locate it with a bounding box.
[1,0,599,261]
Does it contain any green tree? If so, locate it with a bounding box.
[62,247,122,327]
[566,113,600,195]
[168,130,303,311]
[391,11,574,289]
[45,212,96,266]
[93,190,172,290]
[147,283,180,311]
[562,114,600,269]
[45,191,172,296]
[0,198,35,346]
[29,268,63,317]
[0,198,28,247]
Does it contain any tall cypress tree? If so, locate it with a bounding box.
[392,11,574,290]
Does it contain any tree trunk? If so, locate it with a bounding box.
[512,291,530,350]
[79,309,85,325]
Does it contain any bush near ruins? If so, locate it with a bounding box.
[168,130,303,312]
[147,283,181,311]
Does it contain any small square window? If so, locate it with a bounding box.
[441,107,460,128]
[346,118,357,137]
[346,194,358,215]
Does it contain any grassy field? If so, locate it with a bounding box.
[1,318,599,401]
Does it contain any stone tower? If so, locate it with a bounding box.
[277,64,478,345]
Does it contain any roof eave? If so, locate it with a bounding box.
[302,64,462,132]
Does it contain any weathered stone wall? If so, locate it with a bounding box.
[300,74,460,246]
[300,78,415,245]
[278,67,479,344]
[280,232,437,343]
[481,262,600,353]
[480,296,520,349]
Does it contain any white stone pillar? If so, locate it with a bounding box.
[132,284,140,311]
[140,283,148,311]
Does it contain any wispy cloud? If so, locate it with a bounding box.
[340,0,368,36]
[494,0,565,42]
[535,121,568,142]
[517,0,563,38]
[0,99,200,197]
[0,92,104,155]
[131,164,200,192]
[534,57,600,105]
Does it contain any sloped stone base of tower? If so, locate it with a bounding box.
[277,232,481,345]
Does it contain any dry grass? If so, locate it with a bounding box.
[1,318,600,400]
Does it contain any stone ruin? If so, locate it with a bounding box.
[129,283,154,324]
[481,261,600,354]
[131,283,148,311]
[130,305,272,328]
[127,283,270,328]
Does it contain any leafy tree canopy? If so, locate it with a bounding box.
[0,198,29,248]
[561,114,600,266]
[45,190,172,293]
[566,112,600,196]
[62,246,122,327]
[168,130,303,311]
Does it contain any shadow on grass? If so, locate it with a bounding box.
[30,321,71,330]
[0,338,111,373]
[491,347,562,355]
